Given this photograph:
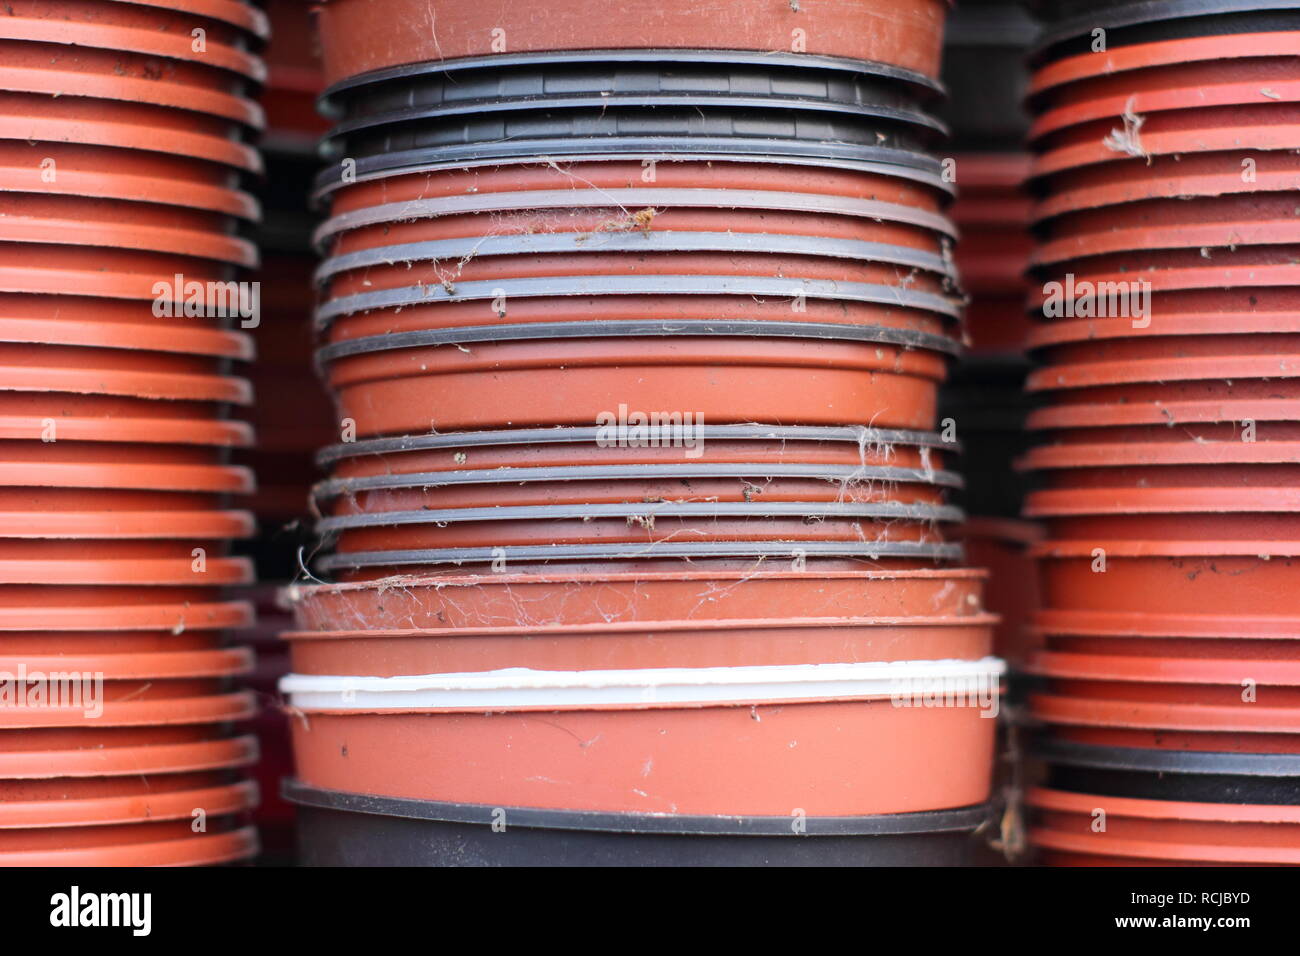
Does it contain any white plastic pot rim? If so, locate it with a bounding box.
[280,656,1006,711]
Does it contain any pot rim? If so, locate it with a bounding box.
[315,233,958,286]
[0,824,258,866]
[1028,783,1300,823]
[0,414,252,447]
[280,656,1005,713]
[0,509,256,540]
[0,555,254,586]
[1025,355,1300,392]
[1035,607,1300,639]
[1027,314,1300,350]
[282,779,992,836]
[0,689,255,729]
[1025,486,1300,516]
[0,161,260,220]
[1029,538,1300,558]
[1018,440,1300,470]
[0,461,255,493]
[1032,691,1300,733]
[1034,737,1300,776]
[115,0,271,40]
[0,646,252,679]
[316,318,963,363]
[0,599,253,632]
[0,316,254,360]
[315,539,966,572]
[0,366,252,404]
[1028,649,1300,685]
[0,733,259,780]
[0,213,259,268]
[0,779,257,829]
[1027,398,1300,429]
[315,461,965,503]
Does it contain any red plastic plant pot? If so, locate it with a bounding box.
[1026,354,1300,395]
[1028,787,1300,866]
[0,307,254,360]
[0,780,257,832]
[284,616,996,676]
[324,159,953,222]
[0,0,265,82]
[1027,398,1300,433]
[0,340,244,384]
[282,657,1001,817]
[1029,54,1300,145]
[0,41,263,128]
[0,818,259,866]
[1,506,255,541]
[0,733,258,780]
[0,415,250,447]
[0,141,258,219]
[1027,311,1300,353]
[313,0,951,88]
[0,361,252,405]
[0,242,247,301]
[961,518,1043,667]
[0,646,252,680]
[0,586,251,632]
[0,684,256,730]
[1019,439,1300,474]
[1033,151,1300,221]
[0,539,253,586]
[1033,549,1300,622]
[0,443,255,492]
[0,91,262,174]
[326,337,951,435]
[0,193,257,267]
[1035,606,1300,643]
[286,567,990,632]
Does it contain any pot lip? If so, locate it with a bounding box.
[1027,649,1300,685]
[1027,315,1300,351]
[117,0,271,40]
[0,689,256,729]
[0,215,260,268]
[1025,486,1300,516]
[1028,75,1300,145]
[0,317,255,360]
[1029,5,1300,67]
[0,510,256,540]
[317,276,964,329]
[280,614,1000,643]
[0,600,254,633]
[1030,538,1300,558]
[282,779,993,836]
[0,163,261,220]
[1031,690,1300,732]
[317,500,966,535]
[0,778,257,829]
[0,733,259,779]
[316,539,964,573]
[1018,441,1300,470]
[0,365,253,404]
[1026,356,1300,392]
[0,556,254,587]
[313,185,956,248]
[316,234,958,287]
[1033,737,1300,776]
[317,319,964,365]
[321,93,949,155]
[1030,221,1300,268]
[1031,126,1300,180]
[1035,607,1300,639]
[1031,168,1300,221]
[1027,784,1300,823]
[0,13,268,84]
[1028,399,1300,429]
[0,64,265,131]
[0,462,255,494]
[311,149,955,205]
[0,824,259,867]
[279,656,1006,713]
[314,463,964,503]
[0,415,253,447]
[0,646,253,679]
[319,48,945,113]
[317,424,958,467]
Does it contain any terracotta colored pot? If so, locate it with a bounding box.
[284,616,996,676]
[0,646,252,680]
[0,307,253,359]
[1035,606,1300,642]
[327,337,950,435]
[1028,786,1300,866]
[1033,150,1300,221]
[1020,438,1300,472]
[287,568,990,632]
[0,141,258,219]
[0,92,262,174]
[0,415,250,447]
[313,0,952,87]
[0,2,265,82]
[960,518,1043,667]
[0,819,259,866]
[282,657,1002,816]
[2,507,254,540]
[0,194,257,266]
[0,359,251,404]
[0,777,257,830]
[1028,311,1300,352]
[0,733,258,779]
[0,243,245,300]
[289,783,991,866]
[0,446,254,492]
[1026,354,1300,394]
[0,588,252,631]
[0,540,252,585]
[0,686,255,729]
[0,43,263,128]
[1027,396,1300,431]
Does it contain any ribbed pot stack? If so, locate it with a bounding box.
[1022,0,1300,866]
[0,0,266,865]
[283,0,1006,865]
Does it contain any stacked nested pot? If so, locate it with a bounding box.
[282,0,1006,865]
[1022,0,1300,866]
[0,0,264,865]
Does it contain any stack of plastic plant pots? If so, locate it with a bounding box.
[281,0,1007,866]
[938,0,1040,672]
[0,0,265,866]
[1021,0,1300,866]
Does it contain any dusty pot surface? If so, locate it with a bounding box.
[0,818,259,866]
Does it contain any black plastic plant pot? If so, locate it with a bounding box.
[1036,738,1300,805]
[1030,1,1300,62]
[937,2,1035,149]
[285,781,993,867]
